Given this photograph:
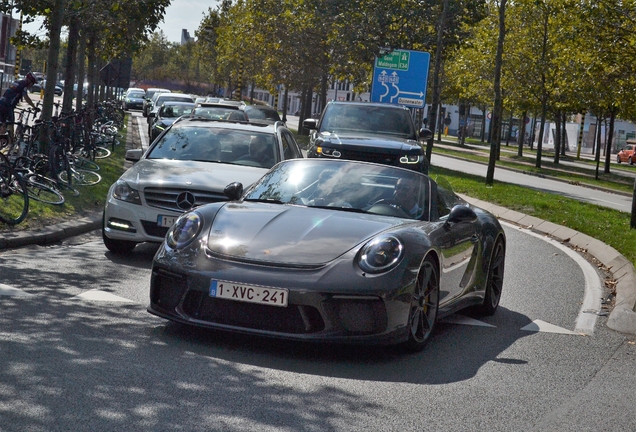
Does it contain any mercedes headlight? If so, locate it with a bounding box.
[166,212,203,250]
[358,235,404,273]
[112,180,141,205]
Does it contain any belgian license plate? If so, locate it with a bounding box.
[158,215,177,227]
[209,280,288,307]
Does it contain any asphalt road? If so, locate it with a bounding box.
[0,223,634,431]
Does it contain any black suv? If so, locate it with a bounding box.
[304,102,431,174]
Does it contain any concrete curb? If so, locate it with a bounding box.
[0,212,102,250]
[462,195,636,336]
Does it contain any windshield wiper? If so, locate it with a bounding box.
[310,205,367,214]
[244,198,285,204]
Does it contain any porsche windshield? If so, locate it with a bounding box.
[244,160,431,220]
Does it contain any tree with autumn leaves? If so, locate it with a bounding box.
[1,0,170,126]
[7,0,636,180]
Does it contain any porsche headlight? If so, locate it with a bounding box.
[166,212,203,249]
[358,235,404,273]
[112,180,141,205]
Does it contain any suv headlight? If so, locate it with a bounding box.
[358,235,404,274]
[112,180,141,204]
[317,146,340,157]
[399,155,422,164]
[166,212,202,249]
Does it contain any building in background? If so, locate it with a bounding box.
[181,29,193,45]
[0,12,19,90]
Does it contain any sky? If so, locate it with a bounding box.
[19,0,218,44]
[158,0,217,43]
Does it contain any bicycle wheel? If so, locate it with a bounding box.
[0,156,29,225]
[73,156,100,171]
[24,173,65,205]
[49,144,71,184]
[59,168,101,186]
[94,146,111,159]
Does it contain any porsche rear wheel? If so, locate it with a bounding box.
[474,238,506,316]
[402,257,439,352]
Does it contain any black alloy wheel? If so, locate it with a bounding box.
[474,238,506,316]
[402,256,440,352]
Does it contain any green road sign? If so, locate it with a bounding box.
[376,51,410,71]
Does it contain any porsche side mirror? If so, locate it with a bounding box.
[224,182,244,201]
[420,128,433,140]
[447,205,477,224]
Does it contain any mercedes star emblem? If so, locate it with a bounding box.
[176,191,196,210]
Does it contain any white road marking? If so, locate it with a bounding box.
[501,221,602,335]
[0,283,34,297]
[72,289,135,303]
[520,320,579,335]
[440,314,496,327]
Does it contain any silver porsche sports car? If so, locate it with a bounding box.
[148,159,506,351]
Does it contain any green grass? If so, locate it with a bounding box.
[429,166,636,265]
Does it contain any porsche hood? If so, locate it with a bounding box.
[206,202,405,265]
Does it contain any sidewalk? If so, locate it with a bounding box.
[1,123,635,336]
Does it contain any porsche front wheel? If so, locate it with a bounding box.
[402,257,439,352]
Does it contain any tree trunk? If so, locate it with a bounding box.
[505,112,513,146]
[604,108,615,174]
[536,100,547,169]
[517,110,527,157]
[530,114,537,150]
[553,111,561,164]
[560,113,567,155]
[594,115,603,180]
[319,74,328,115]
[426,0,449,164]
[41,0,65,125]
[480,106,487,142]
[486,0,506,185]
[75,29,86,112]
[62,16,78,113]
[282,86,288,122]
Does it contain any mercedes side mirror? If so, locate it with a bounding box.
[125,149,143,163]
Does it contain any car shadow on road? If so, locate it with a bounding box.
[153,306,535,385]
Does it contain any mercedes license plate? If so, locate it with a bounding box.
[158,215,177,227]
